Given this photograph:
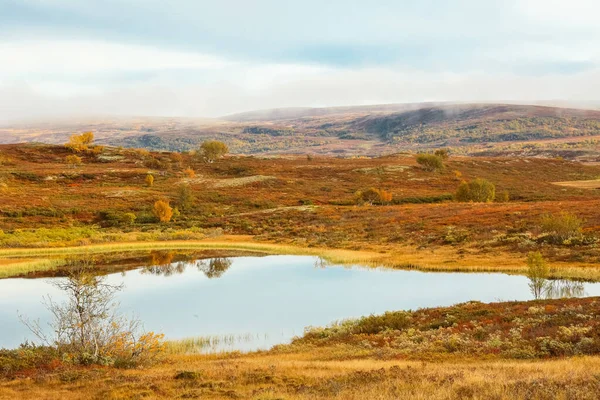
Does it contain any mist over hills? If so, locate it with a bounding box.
[2,102,600,158]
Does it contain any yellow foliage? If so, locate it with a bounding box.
[65,155,82,167]
[184,168,195,178]
[65,132,95,153]
[145,174,154,187]
[153,200,173,222]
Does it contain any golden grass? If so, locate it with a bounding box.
[553,179,600,189]
[2,235,600,280]
[2,350,600,399]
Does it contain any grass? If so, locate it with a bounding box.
[3,236,600,280]
[166,334,263,355]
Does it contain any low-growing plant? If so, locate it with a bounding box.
[416,153,444,172]
[455,178,496,202]
[540,212,583,244]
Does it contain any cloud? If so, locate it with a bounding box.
[0,0,599,121]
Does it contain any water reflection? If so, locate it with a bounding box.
[529,277,585,300]
[142,252,232,279]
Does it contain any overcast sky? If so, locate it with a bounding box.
[1,0,600,121]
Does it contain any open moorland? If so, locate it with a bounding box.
[3,124,600,398]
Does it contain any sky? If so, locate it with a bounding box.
[1,0,600,121]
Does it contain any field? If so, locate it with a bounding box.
[2,142,600,278]
[3,139,600,398]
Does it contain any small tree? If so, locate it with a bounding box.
[152,200,173,222]
[527,252,549,299]
[200,140,228,163]
[20,265,164,366]
[455,178,495,202]
[416,153,444,172]
[65,155,82,168]
[145,174,154,187]
[177,184,195,211]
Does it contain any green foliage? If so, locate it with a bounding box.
[0,343,59,378]
[200,140,229,162]
[176,184,195,211]
[434,148,450,159]
[98,211,137,227]
[416,153,444,171]
[455,178,496,202]
[540,212,583,244]
[527,252,548,280]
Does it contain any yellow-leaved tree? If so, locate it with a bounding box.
[152,200,173,222]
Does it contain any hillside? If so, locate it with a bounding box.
[2,103,600,158]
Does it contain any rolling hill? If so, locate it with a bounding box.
[2,103,600,158]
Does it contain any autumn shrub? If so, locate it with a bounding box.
[434,148,450,159]
[416,153,444,172]
[0,343,59,378]
[98,210,137,227]
[200,140,229,162]
[540,212,583,244]
[65,155,82,168]
[145,174,154,187]
[65,132,94,153]
[183,167,195,178]
[354,188,393,205]
[293,298,600,359]
[153,200,173,222]
[455,178,496,202]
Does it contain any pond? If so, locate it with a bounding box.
[2,254,600,352]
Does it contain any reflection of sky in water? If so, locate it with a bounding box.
[2,255,600,352]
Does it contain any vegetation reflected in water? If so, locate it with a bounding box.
[141,251,233,278]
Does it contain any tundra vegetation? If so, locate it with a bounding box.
[2,139,600,398]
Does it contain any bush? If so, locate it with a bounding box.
[455,178,496,202]
[540,212,583,244]
[200,140,228,163]
[416,153,444,171]
[434,148,450,159]
[65,155,82,168]
[355,188,393,205]
[65,132,94,153]
[152,200,173,222]
[145,174,154,187]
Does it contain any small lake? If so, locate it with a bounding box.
[2,255,600,352]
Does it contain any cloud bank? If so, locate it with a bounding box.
[1,0,599,121]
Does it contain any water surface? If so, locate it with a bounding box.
[2,255,599,352]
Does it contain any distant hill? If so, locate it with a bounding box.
[2,103,600,158]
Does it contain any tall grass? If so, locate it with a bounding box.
[166,334,263,354]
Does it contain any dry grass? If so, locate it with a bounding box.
[553,179,600,189]
[1,351,599,399]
